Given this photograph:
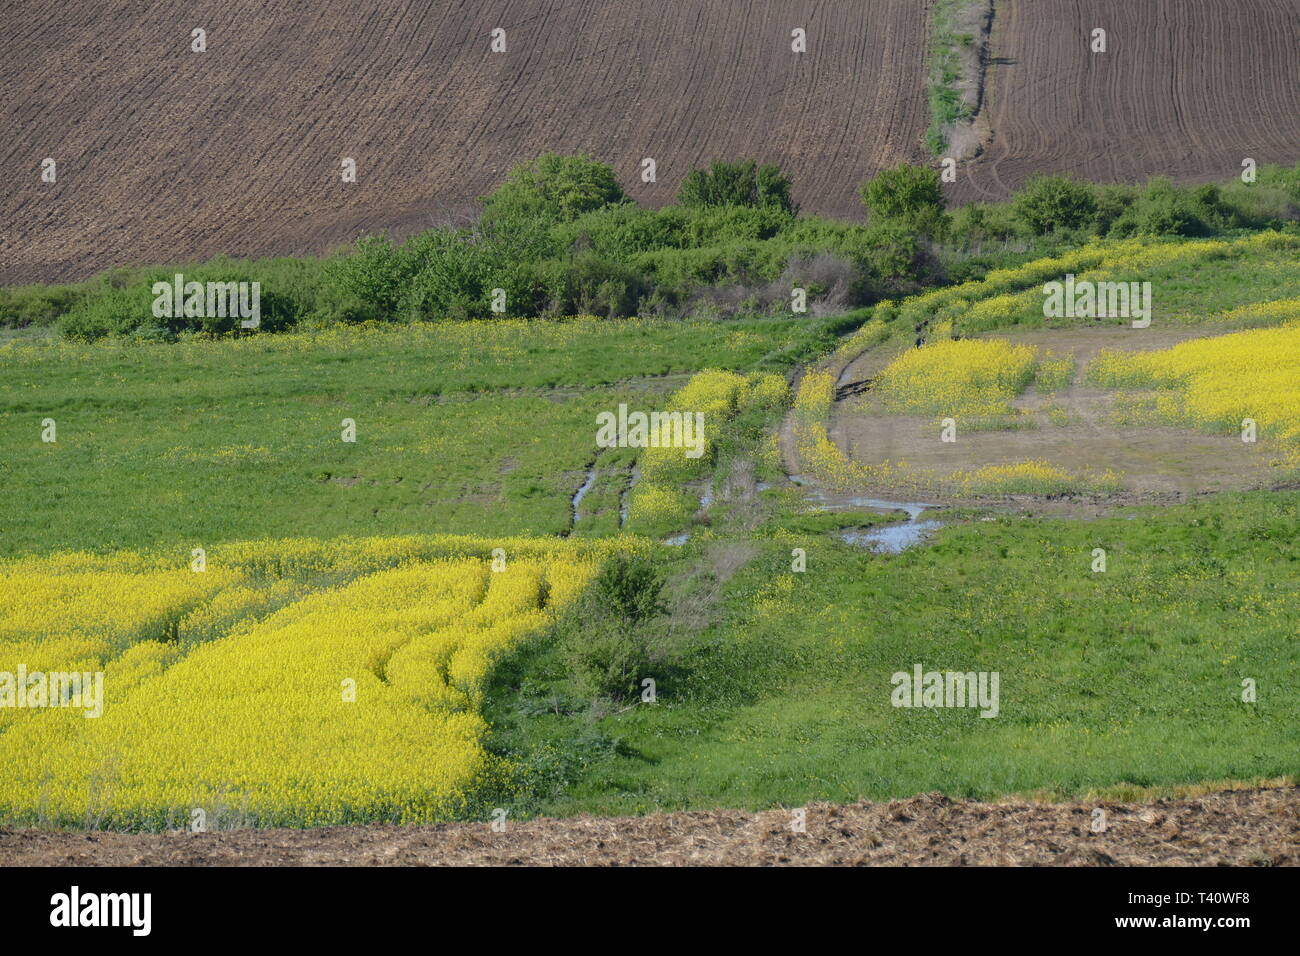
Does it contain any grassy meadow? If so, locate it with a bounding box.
[0,316,835,556]
[2,206,1298,829]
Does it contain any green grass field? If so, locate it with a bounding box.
[490,495,1298,816]
[0,316,835,555]
[2,232,1297,829]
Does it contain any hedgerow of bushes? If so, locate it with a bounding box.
[4,155,1297,340]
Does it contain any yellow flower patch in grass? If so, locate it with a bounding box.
[874,339,1037,417]
[0,537,628,828]
[1088,323,1300,445]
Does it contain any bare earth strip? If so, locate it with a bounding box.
[827,327,1280,507]
[0,0,931,283]
[953,0,1300,202]
[0,787,1294,866]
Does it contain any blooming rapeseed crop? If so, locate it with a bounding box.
[0,535,635,828]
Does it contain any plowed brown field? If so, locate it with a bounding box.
[956,0,1300,201]
[2,788,1295,866]
[0,0,931,283]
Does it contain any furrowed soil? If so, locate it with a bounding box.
[955,0,1300,201]
[0,0,930,283]
[2,787,1294,866]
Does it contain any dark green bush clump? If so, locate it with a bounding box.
[555,555,666,702]
[7,156,1297,338]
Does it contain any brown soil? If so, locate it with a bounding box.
[2,787,1294,866]
[0,0,931,284]
[829,326,1279,504]
[953,0,1300,202]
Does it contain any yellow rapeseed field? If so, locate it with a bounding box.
[1088,321,1300,446]
[873,338,1038,417]
[0,535,634,828]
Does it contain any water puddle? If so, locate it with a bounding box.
[664,532,691,546]
[571,465,597,524]
[840,516,941,552]
[788,475,942,553]
[619,463,640,528]
[839,498,941,552]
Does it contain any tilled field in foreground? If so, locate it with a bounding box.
[3,787,1294,866]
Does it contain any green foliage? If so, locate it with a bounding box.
[859,164,948,237]
[678,160,797,215]
[57,285,156,340]
[1011,175,1099,235]
[555,555,665,701]
[856,222,928,288]
[481,153,629,226]
[925,0,985,154]
[1108,179,1228,238]
[8,157,1299,337]
[326,235,417,318]
[0,284,82,328]
[57,264,299,339]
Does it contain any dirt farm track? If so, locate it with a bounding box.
[1,788,1296,866]
[5,0,1300,283]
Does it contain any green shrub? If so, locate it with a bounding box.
[678,160,796,215]
[1108,179,1211,238]
[1012,175,1099,235]
[57,265,299,339]
[481,153,628,226]
[859,163,948,238]
[326,235,416,318]
[0,284,83,328]
[555,555,665,701]
[58,286,153,339]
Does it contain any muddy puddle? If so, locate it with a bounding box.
[570,465,597,524]
[788,475,942,552]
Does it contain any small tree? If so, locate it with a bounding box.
[557,554,665,702]
[481,154,629,226]
[678,160,796,214]
[859,163,947,237]
[1012,175,1098,235]
[328,234,414,316]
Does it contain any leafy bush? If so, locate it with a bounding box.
[1108,179,1217,238]
[0,285,83,328]
[859,163,947,237]
[678,160,796,215]
[326,235,417,318]
[58,286,154,339]
[555,555,665,701]
[1012,175,1099,235]
[481,153,628,226]
[58,265,298,339]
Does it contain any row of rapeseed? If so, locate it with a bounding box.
[1088,320,1300,454]
[0,535,639,828]
[624,368,788,533]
